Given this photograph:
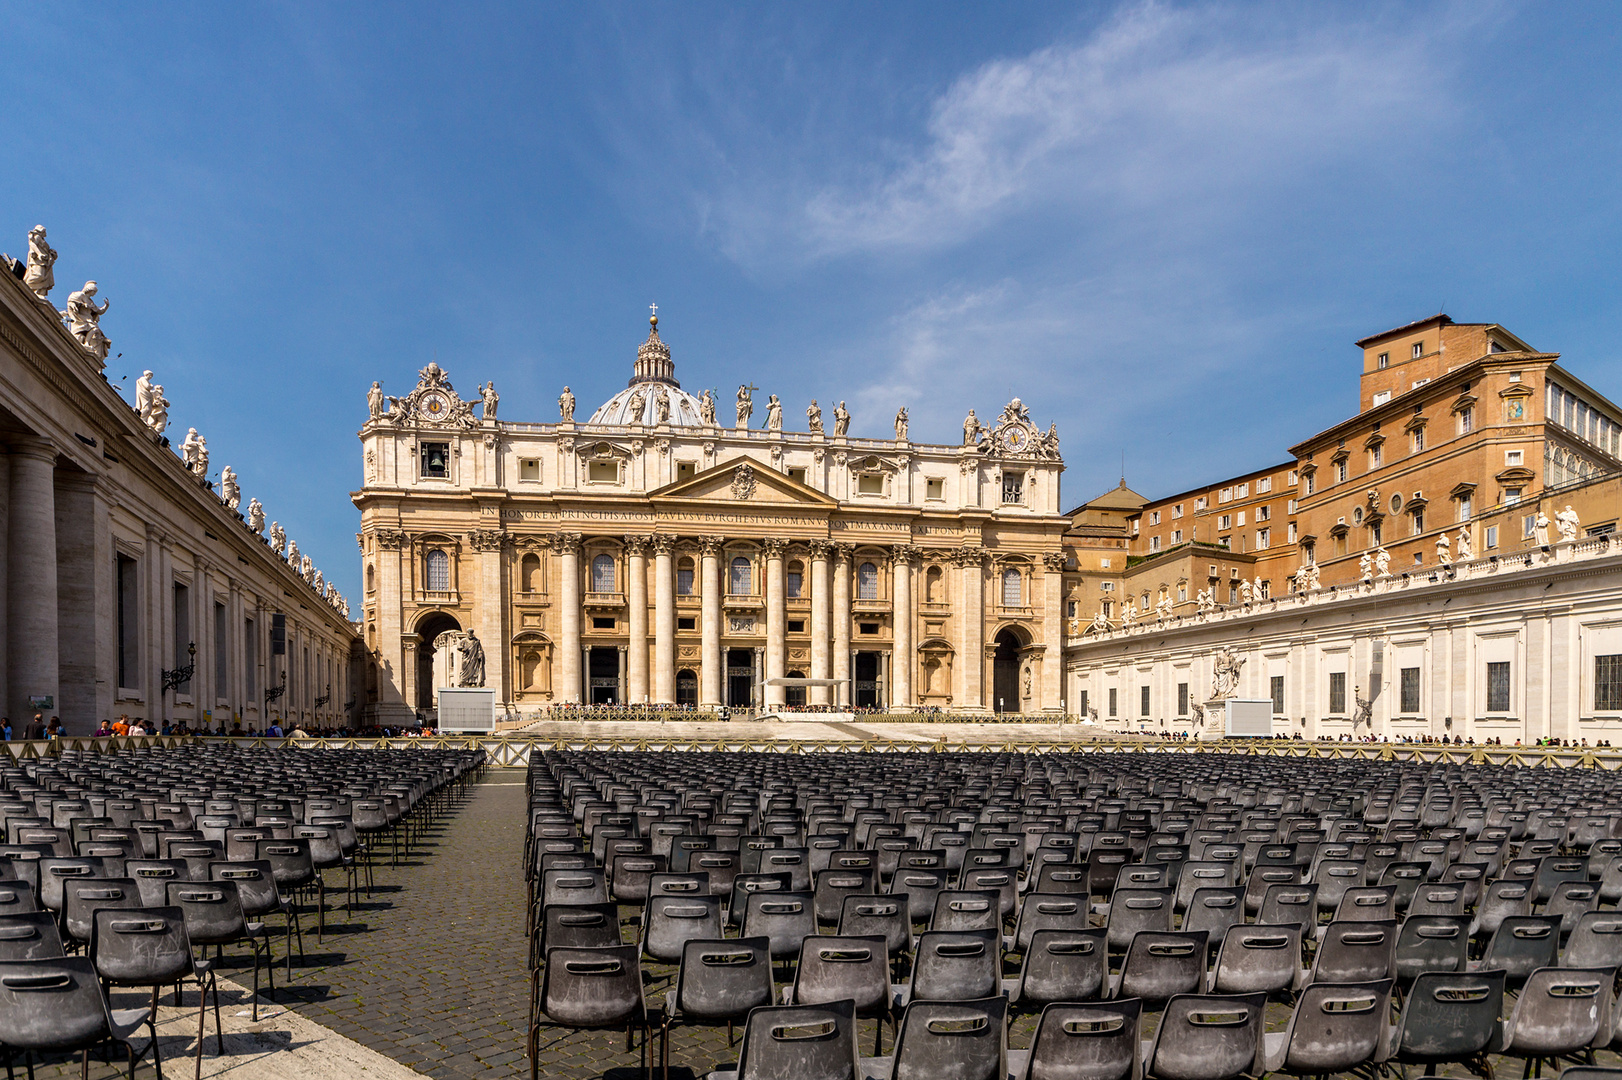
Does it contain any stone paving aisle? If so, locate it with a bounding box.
[277,775,534,1079]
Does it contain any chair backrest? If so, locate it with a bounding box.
[1480,915,1560,985]
[164,878,248,946]
[124,859,190,908]
[62,878,143,944]
[89,906,195,987]
[1174,862,1237,912]
[1394,969,1506,1064]
[1565,911,1622,969]
[837,894,910,957]
[889,869,946,923]
[930,890,1001,934]
[542,867,608,909]
[38,857,104,912]
[0,880,39,916]
[910,928,1000,1002]
[209,861,282,918]
[1545,879,1600,934]
[1394,914,1469,986]
[791,935,890,1016]
[674,936,775,1023]
[540,901,622,958]
[889,996,1007,1080]
[1016,928,1107,1006]
[1473,879,1530,937]
[1310,920,1396,984]
[0,955,113,1051]
[742,892,815,962]
[1407,883,1467,917]
[1256,882,1318,931]
[1208,924,1301,996]
[1012,893,1089,955]
[1018,999,1142,1080]
[1331,886,1396,923]
[1505,965,1613,1057]
[643,893,722,963]
[1106,888,1174,950]
[813,868,875,924]
[1117,931,1208,1005]
[1145,992,1265,1080]
[0,912,63,960]
[539,943,644,1028]
[734,999,859,1080]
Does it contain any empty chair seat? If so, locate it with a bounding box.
[1142,992,1266,1080]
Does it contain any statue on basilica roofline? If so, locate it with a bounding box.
[1457,526,1474,560]
[833,401,850,437]
[136,371,157,423]
[145,381,170,437]
[1435,531,1451,566]
[1358,552,1372,581]
[479,381,498,421]
[1534,511,1551,545]
[700,389,717,426]
[313,568,324,594]
[61,280,110,361]
[735,384,754,429]
[558,386,576,422]
[23,225,57,299]
[286,538,300,568]
[1374,548,1390,578]
[963,410,982,446]
[766,395,782,432]
[301,555,314,583]
[656,389,671,424]
[248,498,265,534]
[895,407,908,441]
[220,466,241,511]
[180,428,204,474]
[269,522,286,556]
[807,400,823,434]
[367,381,385,420]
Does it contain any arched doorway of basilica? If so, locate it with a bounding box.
[992,628,1024,714]
[414,612,462,714]
[676,669,697,706]
[726,648,754,709]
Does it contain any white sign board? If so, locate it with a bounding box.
[1225,699,1274,738]
[437,688,495,733]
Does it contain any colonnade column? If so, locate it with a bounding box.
[625,535,649,705]
[891,545,914,710]
[1041,552,1066,713]
[700,537,722,706]
[764,539,785,708]
[808,542,831,705]
[652,536,675,704]
[557,533,582,703]
[956,547,984,711]
[832,544,852,707]
[7,438,56,724]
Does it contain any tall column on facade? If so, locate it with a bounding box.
[700,537,722,706]
[557,533,583,704]
[808,542,831,706]
[473,529,507,707]
[0,450,10,721]
[625,535,650,704]
[956,547,984,711]
[752,646,765,710]
[832,544,852,707]
[764,539,786,708]
[1041,552,1066,713]
[7,438,57,725]
[652,536,675,704]
[616,645,628,705]
[891,545,915,710]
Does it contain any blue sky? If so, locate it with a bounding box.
[5,2,1622,601]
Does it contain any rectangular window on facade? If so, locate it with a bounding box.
[1196,497,1208,510]
[925,478,944,500]
[1372,391,1392,407]
[1525,514,1537,539]
[1066,600,1077,617]
[1257,505,1270,522]
[1288,522,1298,543]
[1219,515,1231,530]
[1257,529,1270,549]
[1371,523,1381,546]
[245,618,257,700]
[1271,675,1284,715]
[1178,682,1189,716]
[1596,655,1622,711]
[173,583,191,695]
[859,622,879,635]
[214,603,227,693]
[1305,474,1316,495]
[1459,408,1473,434]
[1173,504,1184,518]
[788,467,808,485]
[1002,472,1024,504]
[1412,428,1425,453]
[1258,478,1272,493]
[1172,530,1182,544]
[1078,689,1089,717]
[1506,450,1523,466]
[1336,461,1348,483]
[1149,536,1161,552]
[1141,686,1151,717]
[677,461,696,480]
[1237,511,1246,527]
[1412,510,1425,535]
[1108,687,1118,717]
[787,620,805,633]
[116,554,139,690]
[1220,487,1233,503]
[1487,661,1512,712]
[677,616,696,630]
[1412,341,1424,358]
[519,458,540,481]
[858,472,884,495]
[1400,667,1420,713]
[1329,671,1346,714]
[420,442,449,479]
[592,616,615,630]
[1457,496,1472,522]
[1486,525,1498,548]
[588,460,619,483]
[1503,488,1522,506]
[1149,511,1161,526]
[786,570,803,598]
[1378,352,1390,369]
[1237,483,1249,498]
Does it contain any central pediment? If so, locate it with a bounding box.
[650,457,839,507]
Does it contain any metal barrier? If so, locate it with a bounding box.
[6,735,1612,772]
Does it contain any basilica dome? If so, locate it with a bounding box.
[587,313,711,427]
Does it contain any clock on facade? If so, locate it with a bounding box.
[1001,426,1029,452]
[419,391,450,421]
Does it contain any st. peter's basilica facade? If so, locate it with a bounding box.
[354,313,1068,722]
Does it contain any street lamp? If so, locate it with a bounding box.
[161,642,196,698]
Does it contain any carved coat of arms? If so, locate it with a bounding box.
[731,463,757,500]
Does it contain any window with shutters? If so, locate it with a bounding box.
[591,554,616,593]
[425,550,450,591]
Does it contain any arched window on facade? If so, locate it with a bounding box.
[857,561,879,600]
[591,554,616,593]
[676,557,695,595]
[366,564,375,593]
[521,553,541,593]
[1002,567,1022,606]
[730,556,753,595]
[925,565,943,602]
[425,549,450,591]
[786,561,804,598]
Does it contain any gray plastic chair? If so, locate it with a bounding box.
[1390,969,1507,1072]
[1113,931,1208,1005]
[730,999,859,1080]
[1393,914,1469,988]
[861,996,1007,1080]
[661,936,775,1080]
[1142,992,1265,1080]
[0,955,156,1078]
[0,912,63,961]
[929,891,1000,934]
[1181,888,1243,948]
[1009,893,1089,955]
[900,928,999,1006]
[786,935,892,1053]
[644,893,723,964]
[1261,978,1392,1076]
[1565,912,1622,968]
[838,895,911,963]
[1207,924,1302,996]
[1500,966,1614,1075]
[1106,888,1174,951]
[530,943,650,1080]
[1308,920,1396,985]
[741,892,815,962]
[1470,915,1560,986]
[1010,999,1142,1080]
